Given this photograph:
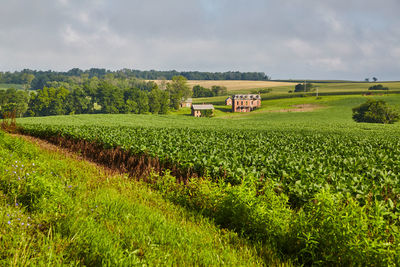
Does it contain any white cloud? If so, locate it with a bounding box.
[309,57,346,71]
[0,0,399,80]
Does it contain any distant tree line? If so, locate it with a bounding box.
[192,85,228,98]
[0,69,271,90]
[0,75,192,118]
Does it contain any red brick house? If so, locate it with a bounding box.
[232,94,261,112]
[191,104,214,117]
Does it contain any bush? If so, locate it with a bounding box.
[200,109,214,117]
[352,99,399,124]
[369,84,389,90]
[288,190,400,266]
[294,83,313,92]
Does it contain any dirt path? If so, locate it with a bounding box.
[269,104,324,113]
[219,103,324,119]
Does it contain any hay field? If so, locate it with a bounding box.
[150,80,296,91]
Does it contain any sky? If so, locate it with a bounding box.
[0,0,399,80]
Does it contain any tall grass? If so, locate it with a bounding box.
[0,131,270,265]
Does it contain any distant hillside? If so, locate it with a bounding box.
[0,69,271,90]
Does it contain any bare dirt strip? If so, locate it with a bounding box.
[269,104,325,113]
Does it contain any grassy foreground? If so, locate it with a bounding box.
[0,131,275,265]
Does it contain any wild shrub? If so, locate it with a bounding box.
[1,111,18,133]
[200,109,213,117]
[149,172,292,247]
[288,190,400,265]
[352,99,399,124]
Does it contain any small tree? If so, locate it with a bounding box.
[352,99,399,124]
[294,83,313,92]
[368,84,389,90]
[167,76,191,110]
[211,85,227,96]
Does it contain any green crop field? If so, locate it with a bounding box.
[14,92,400,265]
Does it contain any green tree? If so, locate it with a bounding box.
[21,73,35,90]
[123,87,139,114]
[97,81,124,114]
[123,87,150,114]
[211,85,227,96]
[200,109,214,117]
[83,76,100,113]
[167,76,191,110]
[368,84,388,90]
[159,90,170,114]
[148,88,162,114]
[193,85,214,97]
[137,90,149,114]
[0,88,29,118]
[66,87,90,114]
[352,99,399,124]
[294,83,313,92]
[27,87,69,116]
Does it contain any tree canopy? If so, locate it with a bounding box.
[0,75,194,117]
[294,83,314,92]
[167,76,191,110]
[368,84,389,90]
[352,99,399,124]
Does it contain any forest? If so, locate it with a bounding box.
[0,75,192,118]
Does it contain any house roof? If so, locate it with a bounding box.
[181,98,193,102]
[192,104,214,110]
[232,94,261,100]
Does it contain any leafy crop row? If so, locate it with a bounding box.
[20,123,400,208]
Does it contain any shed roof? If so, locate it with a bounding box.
[192,104,214,110]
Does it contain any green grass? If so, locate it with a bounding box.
[19,94,400,132]
[0,131,277,265]
[192,81,400,105]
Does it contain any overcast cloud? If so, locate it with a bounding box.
[0,0,399,80]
